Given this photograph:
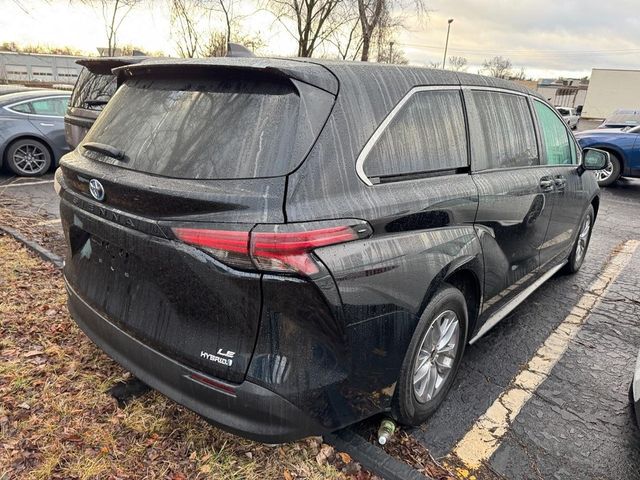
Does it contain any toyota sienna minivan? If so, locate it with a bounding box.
[56,58,608,442]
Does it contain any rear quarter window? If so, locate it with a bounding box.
[362,89,468,181]
[82,73,320,180]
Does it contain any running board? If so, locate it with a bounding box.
[469,261,567,344]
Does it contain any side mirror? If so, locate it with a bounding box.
[582,148,610,170]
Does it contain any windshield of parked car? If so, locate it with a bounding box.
[82,73,304,179]
[69,67,117,111]
[602,111,640,128]
[557,107,570,116]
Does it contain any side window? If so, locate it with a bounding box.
[9,103,32,114]
[29,97,69,116]
[534,100,574,165]
[466,90,539,170]
[362,89,468,180]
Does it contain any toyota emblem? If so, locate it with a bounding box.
[89,179,105,202]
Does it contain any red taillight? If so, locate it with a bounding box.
[171,228,249,253]
[172,222,370,276]
[251,226,358,275]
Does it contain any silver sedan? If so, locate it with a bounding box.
[0,90,71,176]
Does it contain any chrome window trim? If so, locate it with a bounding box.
[3,95,70,119]
[460,85,529,97]
[355,85,462,186]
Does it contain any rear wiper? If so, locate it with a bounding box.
[84,99,109,107]
[82,142,125,161]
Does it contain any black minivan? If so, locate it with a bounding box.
[56,58,608,443]
[64,57,146,149]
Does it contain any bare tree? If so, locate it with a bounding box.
[170,0,204,57]
[268,0,345,57]
[81,0,142,56]
[325,3,363,60]
[481,56,513,79]
[357,0,384,61]
[357,0,426,62]
[201,31,227,57]
[377,40,407,64]
[512,66,527,80]
[447,55,467,72]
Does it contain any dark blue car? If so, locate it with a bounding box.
[575,125,640,186]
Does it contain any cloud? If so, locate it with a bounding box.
[398,0,640,77]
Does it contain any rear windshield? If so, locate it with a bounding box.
[82,74,303,179]
[70,67,117,111]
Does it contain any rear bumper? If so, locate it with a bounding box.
[65,278,326,443]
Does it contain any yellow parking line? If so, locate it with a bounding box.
[34,218,61,226]
[452,239,640,470]
[0,179,54,188]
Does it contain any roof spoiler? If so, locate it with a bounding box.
[226,43,255,58]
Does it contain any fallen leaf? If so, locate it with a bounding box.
[283,469,293,480]
[315,444,334,466]
[338,451,352,464]
[23,350,44,358]
[17,402,30,409]
[200,464,211,473]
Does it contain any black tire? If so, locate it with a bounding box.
[393,285,468,426]
[562,204,594,275]
[596,152,621,187]
[4,138,52,177]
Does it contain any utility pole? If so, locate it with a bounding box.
[442,18,454,69]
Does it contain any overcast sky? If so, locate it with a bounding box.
[2,0,639,79]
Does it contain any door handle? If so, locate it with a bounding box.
[39,122,54,127]
[554,175,567,190]
[539,177,555,192]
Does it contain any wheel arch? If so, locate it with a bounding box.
[591,195,600,219]
[443,266,482,341]
[588,143,626,170]
[418,255,484,342]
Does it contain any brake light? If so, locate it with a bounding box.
[251,226,357,275]
[172,228,253,269]
[172,222,370,276]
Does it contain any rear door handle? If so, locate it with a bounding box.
[539,177,555,192]
[39,122,54,127]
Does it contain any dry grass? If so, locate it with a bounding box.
[0,235,368,480]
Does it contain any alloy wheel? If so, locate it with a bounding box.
[413,310,460,403]
[12,144,48,175]
[575,214,591,264]
[595,160,614,183]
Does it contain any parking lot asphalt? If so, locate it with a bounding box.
[0,172,58,219]
[1,169,639,479]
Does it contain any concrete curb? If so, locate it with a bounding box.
[325,428,431,480]
[0,224,63,268]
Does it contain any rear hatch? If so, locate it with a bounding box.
[60,60,336,383]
